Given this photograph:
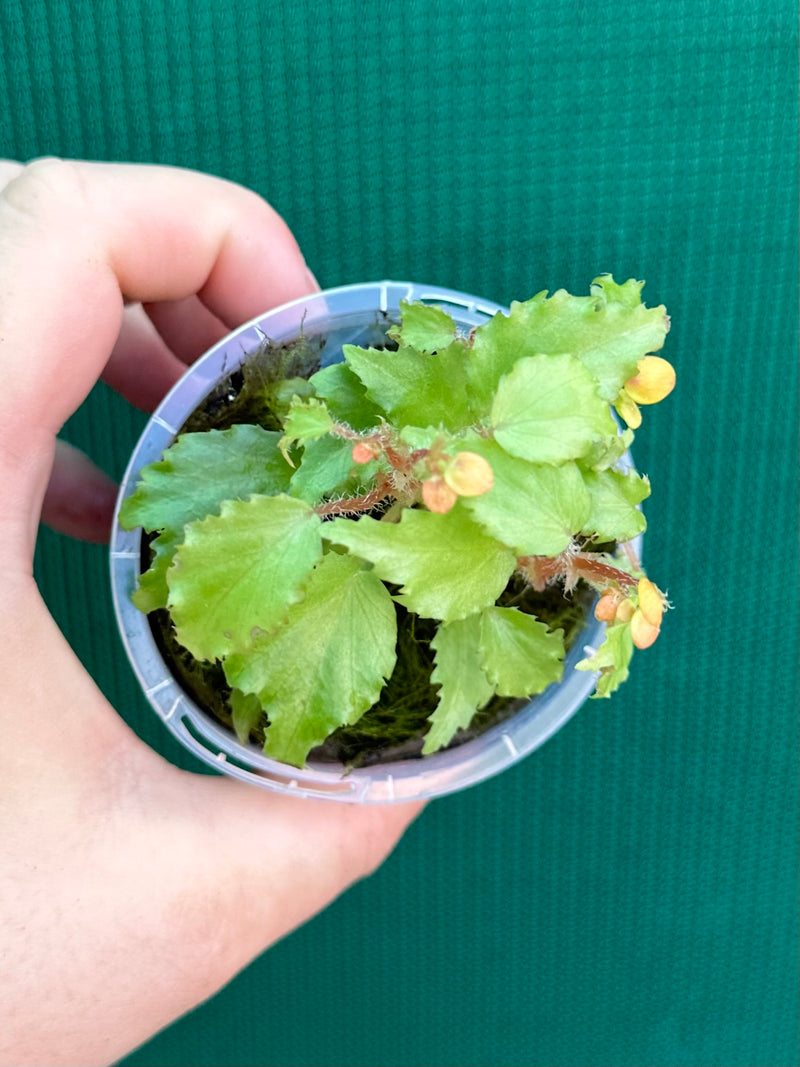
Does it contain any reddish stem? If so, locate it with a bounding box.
[314,479,394,517]
[518,551,639,592]
[571,553,638,587]
[517,555,561,591]
[384,445,409,471]
[330,422,363,441]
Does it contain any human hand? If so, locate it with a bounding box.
[0,160,423,1067]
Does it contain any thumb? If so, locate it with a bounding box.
[156,773,425,987]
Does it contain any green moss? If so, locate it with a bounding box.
[180,333,325,433]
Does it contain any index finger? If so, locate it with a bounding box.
[0,159,318,557]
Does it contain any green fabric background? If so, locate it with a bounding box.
[2,1,798,1064]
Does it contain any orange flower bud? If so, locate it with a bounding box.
[443,451,494,497]
[615,598,636,623]
[351,441,377,464]
[422,476,458,514]
[637,577,664,628]
[624,356,676,405]
[594,593,619,622]
[631,608,660,649]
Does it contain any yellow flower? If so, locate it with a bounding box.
[443,451,494,497]
[624,355,676,405]
[637,577,665,627]
[630,578,666,649]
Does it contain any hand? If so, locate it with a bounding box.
[0,159,422,1067]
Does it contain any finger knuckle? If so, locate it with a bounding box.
[1,156,87,221]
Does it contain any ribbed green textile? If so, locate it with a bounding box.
[2,1,797,1065]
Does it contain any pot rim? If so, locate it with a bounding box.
[110,280,623,803]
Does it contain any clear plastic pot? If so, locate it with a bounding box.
[110,280,616,803]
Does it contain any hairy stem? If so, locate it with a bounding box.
[518,551,639,592]
[314,479,394,517]
[571,553,639,588]
[329,422,363,441]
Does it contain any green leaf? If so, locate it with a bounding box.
[590,274,645,309]
[167,494,322,661]
[423,615,495,755]
[308,362,385,430]
[490,354,616,464]
[468,280,669,406]
[270,376,317,418]
[343,341,476,430]
[581,468,650,543]
[576,621,635,697]
[119,425,293,533]
[279,397,334,460]
[289,435,362,505]
[230,688,264,745]
[387,300,458,352]
[478,606,565,697]
[467,298,546,409]
[399,425,451,450]
[224,552,397,767]
[132,529,180,613]
[326,508,517,623]
[581,428,635,471]
[458,437,590,555]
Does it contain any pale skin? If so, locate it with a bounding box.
[0,159,423,1067]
